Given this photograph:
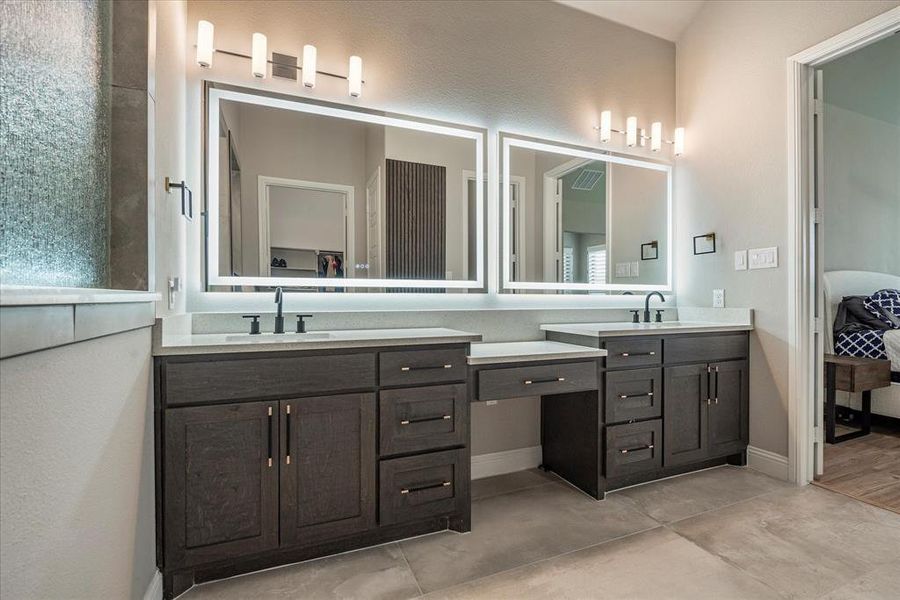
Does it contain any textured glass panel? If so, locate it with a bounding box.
[0,0,111,287]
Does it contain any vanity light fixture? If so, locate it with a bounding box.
[193,21,365,96]
[302,44,317,88]
[650,122,662,152]
[626,117,638,147]
[348,55,363,97]
[673,127,685,156]
[599,110,612,143]
[196,20,214,68]
[251,33,267,78]
[592,110,687,156]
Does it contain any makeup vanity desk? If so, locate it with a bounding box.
[153,322,750,599]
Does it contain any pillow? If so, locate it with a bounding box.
[864,288,900,328]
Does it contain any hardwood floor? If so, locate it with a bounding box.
[815,426,900,514]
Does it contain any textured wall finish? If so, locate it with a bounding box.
[0,0,111,287]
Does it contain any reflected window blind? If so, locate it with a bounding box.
[562,247,574,283]
[587,245,607,285]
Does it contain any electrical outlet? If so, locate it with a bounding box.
[167,277,181,310]
[485,400,498,406]
[749,246,778,270]
[734,250,747,271]
[713,289,725,308]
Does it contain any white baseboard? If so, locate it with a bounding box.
[471,446,542,480]
[747,445,789,481]
[143,570,163,600]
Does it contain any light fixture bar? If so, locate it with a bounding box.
[209,48,364,83]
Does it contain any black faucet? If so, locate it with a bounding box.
[274,287,285,334]
[643,291,665,323]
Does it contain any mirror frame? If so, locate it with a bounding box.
[205,85,487,290]
[500,133,673,293]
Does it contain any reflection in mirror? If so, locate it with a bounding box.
[503,138,670,292]
[209,88,484,292]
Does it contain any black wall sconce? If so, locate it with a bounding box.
[693,233,716,255]
[641,241,659,260]
[165,177,193,221]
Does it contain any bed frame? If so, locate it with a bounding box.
[823,270,900,419]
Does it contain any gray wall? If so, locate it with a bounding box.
[822,33,900,275]
[675,0,900,457]
[0,328,156,599]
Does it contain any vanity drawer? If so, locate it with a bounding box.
[664,333,748,364]
[605,419,662,479]
[605,368,662,424]
[379,449,468,525]
[603,338,662,369]
[163,353,376,405]
[477,361,598,401]
[379,347,467,387]
[379,384,468,456]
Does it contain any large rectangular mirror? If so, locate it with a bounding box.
[207,86,485,291]
[501,135,672,292]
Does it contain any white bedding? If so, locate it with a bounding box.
[884,329,900,373]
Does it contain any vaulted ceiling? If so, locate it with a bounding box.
[553,1,706,42]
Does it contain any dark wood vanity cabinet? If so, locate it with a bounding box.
[155,344,470,599]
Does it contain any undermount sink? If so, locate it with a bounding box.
[224,332,333,343]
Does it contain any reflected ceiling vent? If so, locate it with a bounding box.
[571,169,604,191]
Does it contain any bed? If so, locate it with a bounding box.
[823,270,900,418]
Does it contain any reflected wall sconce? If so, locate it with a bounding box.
[194,20,365,97]
[594,111,686,156]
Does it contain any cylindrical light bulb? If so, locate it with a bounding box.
[674,127,685,156]
[348,56,362,97]
[196,20,214,68]
[251,33,267,78]
[626,116,638,147]
[651,122,662,152]
[599,110,611,143]
[302,44,317,88]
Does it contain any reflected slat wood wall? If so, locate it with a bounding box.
[385,159,446,292]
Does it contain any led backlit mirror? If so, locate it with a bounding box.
[501,135,672,293]
[206,86,486,292]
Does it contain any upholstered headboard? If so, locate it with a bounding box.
[822,270,900,351]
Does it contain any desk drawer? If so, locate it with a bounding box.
[164,353,376,405]
[477,361,598,401]
[606,368,662,423]
[379,449,467,525]
[606,420,662,479]
[379,384,467,456]
[379,348,467,387]
[604,338,662,369]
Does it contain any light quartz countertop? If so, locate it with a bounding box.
[154,327,482,356]
[0,285,160,306]
[467,341,607,365]
[540,320,754,338]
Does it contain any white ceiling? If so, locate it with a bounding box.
[554,0,706,42]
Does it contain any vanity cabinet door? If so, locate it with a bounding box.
[164,401,279,568]
[663,364,709,467]
[279,394,376,547]
[708,360,750,457]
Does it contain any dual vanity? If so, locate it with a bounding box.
[154,317,751,599]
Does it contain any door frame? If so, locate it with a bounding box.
[786,7,900,485]
[257,176,356,278]
[542,158,591,283]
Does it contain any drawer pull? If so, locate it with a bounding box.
[619,392,654,399]
[400,481,452,494]
[267,406,274,468]
[620,351,656,357]
[619,444,654,454]
[524,377,566,385]
[400,364,453,372]
[400,415,452,425]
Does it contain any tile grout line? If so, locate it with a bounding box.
[646,484,795,528]
[471,479,560,502]
[396,543,425,597]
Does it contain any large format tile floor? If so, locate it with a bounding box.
[183,466,900,600]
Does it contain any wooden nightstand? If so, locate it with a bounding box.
[824,353,892,443]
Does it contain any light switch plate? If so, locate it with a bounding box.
[713,288,725,308]
[734,250,747,270]
[615,262,631,277]
[749,246,778,270]
[630,261,640,277]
